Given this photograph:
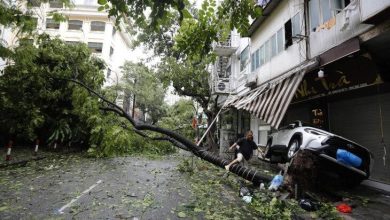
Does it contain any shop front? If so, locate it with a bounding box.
[285,54,390,183]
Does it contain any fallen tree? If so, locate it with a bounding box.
[65,77,272,184]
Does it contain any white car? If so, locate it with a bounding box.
[264,121,372,185]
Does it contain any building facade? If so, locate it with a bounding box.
[212,0,390,184]
[1,0,132,87]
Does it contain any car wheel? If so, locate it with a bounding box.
[287,138,300,160]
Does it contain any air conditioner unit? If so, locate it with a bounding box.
[214,79,230,94]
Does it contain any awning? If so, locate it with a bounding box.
[226,71,306,129]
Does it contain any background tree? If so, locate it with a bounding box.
[0,35,104,145]
[0,34,175,157]
[159,99,197,141]
[120,61,167,124]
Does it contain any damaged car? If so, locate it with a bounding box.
[263,121,372,186]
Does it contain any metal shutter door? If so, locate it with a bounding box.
[329,93,390,183]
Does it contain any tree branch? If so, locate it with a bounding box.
[59,77,272,184]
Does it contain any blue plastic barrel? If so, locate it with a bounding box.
[336,149,362,168]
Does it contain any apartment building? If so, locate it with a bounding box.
[1,0,132,87]
[212,0,390,184]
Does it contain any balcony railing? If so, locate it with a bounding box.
[213,34,239,56]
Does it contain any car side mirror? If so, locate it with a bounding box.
[287,124,295,129]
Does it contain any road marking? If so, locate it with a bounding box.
[57,179,103,214]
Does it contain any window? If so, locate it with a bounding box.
[321,0,332,22]
[240,46,249,72]
[309,0,349,32]
[255,49,260,69]
[46,18,60,29]
[68,20,83,30]
[265,40,271,63]
[271,34,277,58]
[259,45,265,66]
[291,12,301,37]
[110,46,114,57]
[88,42,103,53]
[277,28,284,53]
[49,0,63,8]
[90,21,105,32]
[27,0,40,7]
[309,0,320,31]
[284,19,292,48]
[107,68,111,78]
[251,54,255,72]
[66,41,79,45]
[19,38,34,45]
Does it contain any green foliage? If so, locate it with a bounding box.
[158,99,196,140]
[0,34,104,142]
[173,0,221,61]
[313,203,342,220]
[158,57,210,109]
[217,0,262,36]
[120,61,167,124]
[87,113,176,157]
[177,158,194,173]
[0,5,37,34]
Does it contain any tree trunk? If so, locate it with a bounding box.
[66,78,272,184]
[196,150,272,184]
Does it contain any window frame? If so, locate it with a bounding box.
[90,21,105,32]
[88,42,103,53]
[277,28,284,54]
[271,34,277,58]
[240,46,250,72]
[309,0,348,32]
[46,18,60,29]
[291,12,301,38]
[68,20,83,31]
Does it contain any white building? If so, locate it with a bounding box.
[0,0,15,74]
[212,0,390,185]
[1,0,132,87]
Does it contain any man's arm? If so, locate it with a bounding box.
[228,142,238,151]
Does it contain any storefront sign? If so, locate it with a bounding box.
[293,56,381,102]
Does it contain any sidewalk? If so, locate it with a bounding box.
[0,146,65,168]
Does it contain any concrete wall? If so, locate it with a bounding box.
[309,0,373,58]
[250,0,307,85]
[360,0,390,22]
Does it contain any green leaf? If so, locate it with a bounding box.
[194,208,203,212]
[177,212,186,218]
[0,206,9,212]
[98,6,105,11]
[97,0,107,5]
[182,9,192,19]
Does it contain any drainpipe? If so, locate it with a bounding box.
[303,0,311,61]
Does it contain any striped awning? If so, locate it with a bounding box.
[227,71,305,128]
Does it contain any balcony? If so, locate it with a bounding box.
[212,34,239,56]
[309,0,372,58]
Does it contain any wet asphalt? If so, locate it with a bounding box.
[0,150,390,220]
[0,153,193,219]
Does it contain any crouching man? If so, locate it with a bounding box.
[225,130,259,171]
